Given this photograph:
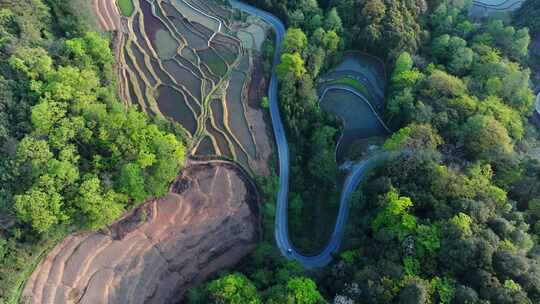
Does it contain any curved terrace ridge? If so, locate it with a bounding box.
[472,0,525,11]
[179,0,223,45]
[319,85,392,134]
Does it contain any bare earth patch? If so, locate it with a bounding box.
[92,0,122,32]
[21,162,260,304]
[246,54,272,176]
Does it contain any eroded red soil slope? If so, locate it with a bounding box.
[21,162,259,304]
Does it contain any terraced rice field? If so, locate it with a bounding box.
[117,0,273,173]
[319,53,389,162]
[320,90,387,161]
[473,0,525,11]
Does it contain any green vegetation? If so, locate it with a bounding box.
[206,273,261,304]
[3,0,540,303]
[47,0,99,36]
[188,242,324,303]
[117,0,134,17]
[514,0,540,82]
[192,271,324,304]
[327,76,373,101]
[273,17,344,254]
[195,0,540,303]
[515,0,540,36]
[0,0,186,301]
[120,0,266,171]
[276,52,306,79]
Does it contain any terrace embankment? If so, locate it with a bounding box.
[92,0,123,32]
[21,162,260,304]
[318,52,389,163]
[108,0,274,175]
[246,54,272,175]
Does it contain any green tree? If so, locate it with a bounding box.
[431,34,450,59]
[372,188,417,241]
[261,96,270,109]
[9,47,52,79]
[361,0,386,44]
[283,28,307,54]
[384,123,442,152]
[286,277,323,304]
[306,46,325,77]
[449,213,473,238]
[15,137,53,178]
[528,198,540,218]
[323,30,340,53]
[421,70,467,99]
[207,273,261,304]
[277,53,306,79]
[477,96,523,140]
[307,126,338,185]
[31,99,67,135]
[14,186,67,233]
[289,10,305,27]
[399,281,429,304]
[416,224,441,256]
[118,163,147,203]
[74,175,126,230]
[449,47,473,75]
[462,114,513,161]
[393,52,413,77]
[325,8,342,32]
[431,277,455,304]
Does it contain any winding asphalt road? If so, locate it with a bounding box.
[230,0,382,268]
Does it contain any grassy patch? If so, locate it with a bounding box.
[207,58,228,77]
[2,231,65,304]
[117,0,134,17]
[328,76,374,102]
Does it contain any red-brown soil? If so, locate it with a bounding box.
[246,53,273,175]
[21,161,260,304]
[92,0,122,32]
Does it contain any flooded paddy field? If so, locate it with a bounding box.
[319,53,389,162]
[320,52,387,109]
[118,0,273,174]
[156,85,198,135]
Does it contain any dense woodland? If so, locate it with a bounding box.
[192,0,540,303]
[515,0,540,36]
[0,0,186,300]
[2,0,540,303]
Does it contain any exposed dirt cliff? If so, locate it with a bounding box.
[21,162,260,304]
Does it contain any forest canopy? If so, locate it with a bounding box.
[0,0,186,300]
[2,0,540,303]
[194,0,540,303]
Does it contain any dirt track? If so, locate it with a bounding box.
[21,162,260,304]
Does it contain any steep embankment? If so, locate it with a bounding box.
[91,0,122,31]
[21,162,260,304]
